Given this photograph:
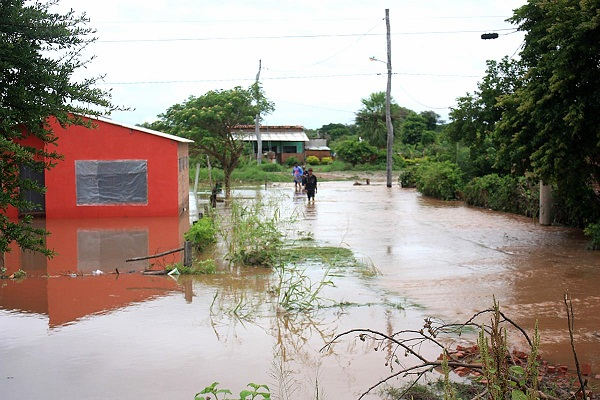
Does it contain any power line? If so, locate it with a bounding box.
[98,71,481,85]
[96,28,517,43]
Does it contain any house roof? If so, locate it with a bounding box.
[306,146,331,151]
[233,125,309,142]
[94,115,194,144]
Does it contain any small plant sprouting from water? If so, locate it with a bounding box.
[217,197,291,267]
[1,267,27,279]
[195,381,270,400]
[274,263,335,312]
[167,259,216,275]
[185,215,218,252]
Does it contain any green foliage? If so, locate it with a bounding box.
[167,259,216,275]
[195,382,270,400]
[320,156,333,165]
[398,168,417,188]
[354,91,409,148]
[447,57,525,178]
[0,0,117,255]
[218,198,285,267]
[414,161,463,200]
[477,300,541,400]
[259,163,281,172]
[305,155,320,165]
[401,112,428,145]
[318,123,356,142]
[462,174,539,217]
[149,86,274,197]
[334,139,378,166]
[584,222,600,250]
[317,159,353,172]
[284,157,300,167]
[185,217,217,252]
[12,269,26,279]
[274,261,335,312]
[0,267,26,279]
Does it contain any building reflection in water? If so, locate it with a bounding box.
[0,215,189,327]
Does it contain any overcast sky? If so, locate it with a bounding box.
[54,0,526,129]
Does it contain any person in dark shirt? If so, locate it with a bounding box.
[304,168,318,202]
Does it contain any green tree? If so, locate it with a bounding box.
[354,91,409,148]
[1,0,117,255]
[497,0,600,225]
[419,110,441,130]
[447,57,525,178]
[401,112,428,145]
[334,139,378,166]
[152,86,274,197]
[318,123,356,142]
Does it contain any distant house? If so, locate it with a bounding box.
[9,115,193,219]
[234,125,309,164]
[305,138,332,161]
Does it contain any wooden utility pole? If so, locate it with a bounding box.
[539,181,552,225]
[385,9,394,188]
[255,59,263,165]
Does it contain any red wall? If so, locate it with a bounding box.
[45,118,188,218]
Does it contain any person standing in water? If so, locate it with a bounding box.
[304,168,318,202]
[292,163,303,190]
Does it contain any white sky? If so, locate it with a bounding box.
[53,0,526,130]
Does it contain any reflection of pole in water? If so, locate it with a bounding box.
[184,279,193,303]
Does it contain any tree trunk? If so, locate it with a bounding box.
[224,169,232,199]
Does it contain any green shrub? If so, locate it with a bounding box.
[306,155,320,165]
[184,217,217,252]
[463,174,539,217]
[321,156,333,165]
[414,161,463,200]
[584,222,600,250]
[284,157,300,167]
[259,162,281,172]
[334,139,378,166]
[398,168,417,188]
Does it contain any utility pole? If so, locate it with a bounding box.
[385,9,394,188]
[255,59,262,165]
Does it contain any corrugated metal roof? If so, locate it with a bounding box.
[95,115,194,144]
[306,146,331,151]
[237,132,310,142]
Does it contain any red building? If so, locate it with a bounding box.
[8,115,193,219]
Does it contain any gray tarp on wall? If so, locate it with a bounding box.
[75,160,148,205]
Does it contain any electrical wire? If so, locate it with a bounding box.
[96,28,517,43]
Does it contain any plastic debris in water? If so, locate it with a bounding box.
[92,269,104,275]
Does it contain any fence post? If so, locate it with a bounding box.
[184,241,193,267]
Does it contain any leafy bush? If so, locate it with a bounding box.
[284,157,300,167]
[584,222,600,250]
[318,159,353,172]
[321,156,333,165]
[184,217,217,252]
[306,155,320,165]
[334,139,378,166]
[462,174,539,217]
[398,168,417,188]
[414,161,463,200]
[259,162,281,172]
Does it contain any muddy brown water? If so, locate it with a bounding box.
[1,179,600,399]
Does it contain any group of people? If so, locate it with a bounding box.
[292,163,318,202]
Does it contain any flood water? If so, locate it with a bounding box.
[1,179,600,400]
